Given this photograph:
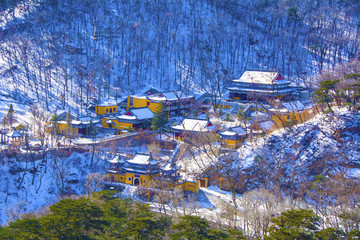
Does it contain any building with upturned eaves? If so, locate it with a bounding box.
[228,70,298,101]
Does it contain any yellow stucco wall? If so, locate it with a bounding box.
[103,173,126,182]
[183,180,199,193]
[101,118,116,128]
[124,172,155,185]
[102,173,201,193]
[148,102,162,113]
[57,123,68,132]
[132,98,149,108]
[132,97,162,113]
[101,118,134,130]
[55,123,79,136]
[224,139,242,148]
[116,121,134,130]
[103,173,157,186]
[95,105,117,116]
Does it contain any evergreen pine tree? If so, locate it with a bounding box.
[151,102,168,140]
[6,103,15,129]
[314,79,339,112]
[266,209,320,240]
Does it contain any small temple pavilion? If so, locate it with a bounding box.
[227,70,298,101]
[103,152,207,193]
[171,118,213,140]
[6,128,24,146]
[94,99,117,116]
[218,126,247,148]
[104,153,160,186]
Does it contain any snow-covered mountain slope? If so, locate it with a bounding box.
[237,108,359,192]
[0,0,359,118]
[0,151,107,225]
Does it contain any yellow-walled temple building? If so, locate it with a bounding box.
[102,153,207,193]
[171,118,213,140]
[46,112,100,137]
[94,100,118,116]
[103,153,160,186]
[129,90,194,116]
[219,126,247,148]
[227,70,298,101]
[101,107,154,131]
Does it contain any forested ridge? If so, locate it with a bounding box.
[0,0,359,112]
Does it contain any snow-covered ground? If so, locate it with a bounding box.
[237,108,360,174]
[0,108,358,230]
[175,107,359,192]
[0,151,107,225]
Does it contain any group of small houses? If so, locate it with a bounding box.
[2,70,310,191]
[46,89,196,137]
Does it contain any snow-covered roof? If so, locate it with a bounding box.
[162,163,181,172]
[163,90,193,101]
[219,126,246,137]
[29,139,42,147]
[131,95,147,99]
[231,126,247,136]
[171,118,211,132]
[147,95,166,101]
[78,117,101,125]
[218,130,236,136]
[282,101,305,112]
[232,70,290,85]
[117,108,154,121]
[127,153,158,165]
[56,120,82,125]
[162,163,173,171]
[108,155,125,164]
[6,129,23,138]
[123,168,149,173]
[55,109,67,117]
[259,120,274,131]
[162,91,179,101]
[71,120,82,125]
[227,87,296,94]
[143,87,161,95]
[97,99,117,107]
[117,115,137,121]
[268,108,289,114]
[146,90,193,102]
[130,108,155,120]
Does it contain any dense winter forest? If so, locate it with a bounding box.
[0,0,359,113]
